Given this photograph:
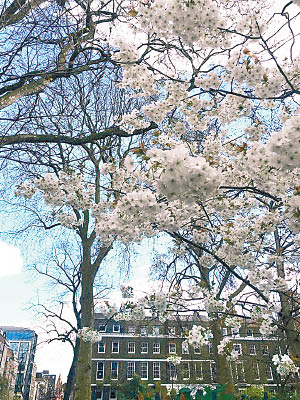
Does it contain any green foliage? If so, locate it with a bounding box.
[0,375,9,398]
[243,386,273,400]
[117,374,152,400]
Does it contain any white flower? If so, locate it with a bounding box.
[77,327,102,343]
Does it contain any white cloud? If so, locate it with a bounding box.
[0,241,23,277]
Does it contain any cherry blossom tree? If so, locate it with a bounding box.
[11,0,300,398]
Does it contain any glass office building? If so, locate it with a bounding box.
[1,326,37,400]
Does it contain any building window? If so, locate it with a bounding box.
[208,342,213,354]
[153,326,160,335]
[182,341,189,354]
[253,363,260,380]
[9,342,19,358]
[99,324,106,332]
[141,342,148,354]
[195,362,203,380]
[247,329,253,337]
[153,362,160,379]
[140,362,148,379]
[249,344,256,355]
[231,328,239,336]
[233,344,242,355]
[236,362,245,382]
[127,361,135,379]
[153,342,160,354]
[262,345,269,355]
[222,328,227,336]
[182,362,190,380]
[168,363,177,380]
[128,326,135,334]
[168,327,176,335]
[266,365,273,380]
[140,326,147,336]
[98,342,105,353]
[112,342,119,353]
[111,362,118,379]
[210,362,217,382]
[110,389,117,400]
[96,362,104,380]
[128,342,135,353]
[113,325,120,333]
[169,343,176,354]
[95,390,102,399]
[194,345,201,354]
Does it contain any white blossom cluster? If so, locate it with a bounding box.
[77,327,102,343]
[272,354,299,377]
[166,355,182,365]
[186,325,211,348]
[224,317,241,329]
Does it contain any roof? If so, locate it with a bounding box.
[0,326,35,332]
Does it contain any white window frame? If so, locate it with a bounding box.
[153,326,160,335]
[249,344,256,355]
[99,324,106,332]
[169,363,177,380]
[233,343,242,355]
[210,362,217,382]
[96,361,104,380]
[182,342,189,354]
[246,329,253,337]
[222,328,227,336]
[153,362,160,380]
[140,326,147,336]
[141,342,148,354]
[111,342,119,354]
[128,341,135,354]
[169,343,176,354]
[153,342,160,354]
[266,365,273,381]
[236,361,245,382]
[98,342,106,354]
[195,362,203,380]
[111,361,118,380]
[254,363,260,380]
[262,345,269,356]
[140,362,148,380]
[128,326,135,334]
[194,346,201,354]
[168,327,176,335]
[127,361,135,379]
[113,325,120,333]
[231,327,240,337]
[182,362,190,380]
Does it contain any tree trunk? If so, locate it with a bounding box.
[74,265,95,400]
[210,319,234,390]
[64,337,80,400]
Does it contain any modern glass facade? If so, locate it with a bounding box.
[1,327,37,400]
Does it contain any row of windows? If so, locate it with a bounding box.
[98,323,257,337]
[97,341,270,356]
[95,360,274,382]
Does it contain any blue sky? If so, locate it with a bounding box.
[0,236,158,381]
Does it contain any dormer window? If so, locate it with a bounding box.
[140,326,147,336]
[113,325,120,333]
[99,324,106,332]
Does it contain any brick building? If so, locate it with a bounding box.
[90,314,286,399]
